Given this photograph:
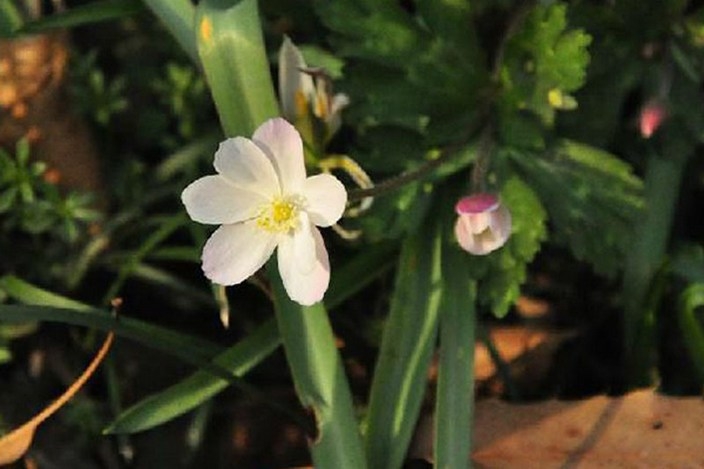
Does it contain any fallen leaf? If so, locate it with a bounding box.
[0,332,113,465]
[473,389,704,468]
[474,326,573,382]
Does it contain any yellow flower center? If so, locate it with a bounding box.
[256,196,301,233]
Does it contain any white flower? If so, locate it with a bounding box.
[181,118,347,306]
[278,36,349,138]
[454,193,512,255]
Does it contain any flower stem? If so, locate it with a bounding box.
[622,149,688,386]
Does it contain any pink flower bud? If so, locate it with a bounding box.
[639,101,667,138]
[454,193,512,255]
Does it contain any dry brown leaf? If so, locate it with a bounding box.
[473,389,704,468]
[474,326,573,382]
[0,332,114,465]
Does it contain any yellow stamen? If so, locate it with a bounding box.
[256,196,300,233]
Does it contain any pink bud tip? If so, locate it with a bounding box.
[455,193,499,215]
[639,102,667,138]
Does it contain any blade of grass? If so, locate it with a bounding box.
[143,0,198,64]
[103,243,396,434]
[195,0,278,136]
[622,148,688,386]
[269,262,367,468]
[19,0,143,34]
[365,219,444,469]
[102,214,188,305]
[678,283,704,383]
[325,241,398,310]
[105,319,279,433]
[435,245,476,468]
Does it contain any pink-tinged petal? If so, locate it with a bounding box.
[454,203,512,255]
[277,226,330,306]
[455,193,499,215]
[252,118,306,194]
[214,137,280,198]
[181,175,266,225]
[303,173,347,227]
[278,36,315,122]
[202,222,277,286]
[639,101,667,138]
[489,204,512,241]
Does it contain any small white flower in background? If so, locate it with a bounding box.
[181,118,347,306]
[279,36,349,138]
[454,193,512,255]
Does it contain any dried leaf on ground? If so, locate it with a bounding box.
[473,389,704,468]
[474,326,572,382]
[0,332,113,465]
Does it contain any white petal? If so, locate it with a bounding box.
[278,36,315,122]
[465,211,491,235]
[489,205,512,242]
[303,173,347,227]
[202,222,277,286]
[277,226,330,306]
[214,137,280,198]
[455,215,481,254]
[252,118,307,194]
[181,175,265,225]
[290,212,317,273]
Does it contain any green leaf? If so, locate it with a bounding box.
[501,3,592,125]
[19,0,144,34]
[269,263,367,469]
[143,0,198,64]
[435,240,476,467]
[0,303,220,360]
[365,219,443,469]
[102,214,188,304]
[466,177,547,317]
[678,284,704,383]
[671,244,704,283]
[359,181,434,241]
[0,1,23,37]
[102,243,396,434]
[298,45,345,79]
[196,0,278,137]
[313,0,488,146]
[509,140,643,276]
[0,276,90,311]
[105,319,279,434]
[325,241,398,310]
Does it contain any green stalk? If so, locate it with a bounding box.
[365,221,444,469]
[269,263,367,468]
[143,0,198,64]
[195,0,278,137]
[622,150,688,386]
[435,250,476,468]
[678,284,704,382]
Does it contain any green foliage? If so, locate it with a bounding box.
[314,0,486,135]
[0,140,100,243]
[70,51,128,127]
[153,62,209,140]
[465,177,547,317]
[509,140,643,276]
[500,3,592,126]
[18,0,143,35]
